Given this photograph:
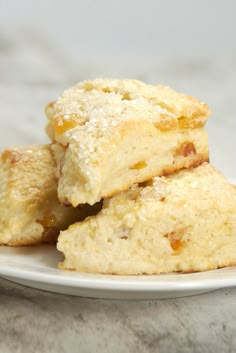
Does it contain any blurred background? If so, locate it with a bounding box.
[0,0,235,177]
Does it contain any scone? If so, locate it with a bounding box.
[0,145,101,246]
[57,163,236,274]
[45,79,210,206]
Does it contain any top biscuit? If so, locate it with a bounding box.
[46,79,210,139]
[45,79,210,206]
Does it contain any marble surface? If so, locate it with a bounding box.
[0,26,235,353]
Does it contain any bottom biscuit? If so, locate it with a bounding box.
[57,163,236,274]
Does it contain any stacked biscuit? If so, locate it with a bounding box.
[1,79,236,274]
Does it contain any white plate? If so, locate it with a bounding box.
[0,245,235,300]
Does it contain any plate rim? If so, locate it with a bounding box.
[0,259,235,292]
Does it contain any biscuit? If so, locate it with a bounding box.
[57,163,236,274]
[0,145,101,246]
[45,79,210,206]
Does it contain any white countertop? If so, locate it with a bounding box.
[0,26,235,353]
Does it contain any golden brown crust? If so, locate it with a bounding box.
[0,236,56,247]
[1,145,58,212]
[45,79,210,138]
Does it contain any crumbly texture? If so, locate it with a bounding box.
[0,145,101,246]
[45,79,210,206]
[57,163,236,275]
